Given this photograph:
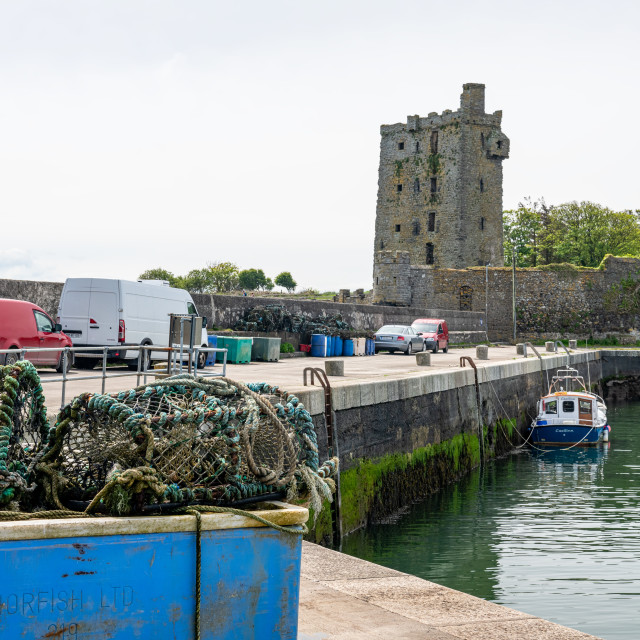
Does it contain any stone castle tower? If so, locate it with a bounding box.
[372,83,509,281]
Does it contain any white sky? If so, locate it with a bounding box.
[1,1,638,291]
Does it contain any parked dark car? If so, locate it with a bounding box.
[374,325,425,355]
[0,298,74,371]
[412,318,449,353]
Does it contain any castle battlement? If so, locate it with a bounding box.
[380,85,505,136]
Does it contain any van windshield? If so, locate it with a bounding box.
[413,322,438,333]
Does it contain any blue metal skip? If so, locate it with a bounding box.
[0,509,305,639]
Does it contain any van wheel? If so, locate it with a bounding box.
[198,346,207,370]
[443,343,449,353]
[4,350,20,366]
[75,358,98,370]
[432,344,438,354]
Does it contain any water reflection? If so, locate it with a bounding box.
[342,402,640,640]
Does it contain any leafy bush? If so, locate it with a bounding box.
[280,342,295,353]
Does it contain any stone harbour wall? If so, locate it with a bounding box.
[373,253,640,341]
[192,293,484,333]
[294,350,604,539]
[0,279,63,319]
[0,279,485,334]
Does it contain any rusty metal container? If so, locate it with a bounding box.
[0,502,307,639]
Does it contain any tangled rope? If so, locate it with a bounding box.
[0,370,337,519]
[0,361,49,508]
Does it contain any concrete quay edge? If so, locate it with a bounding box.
[293,350,602,417]
[298,542,600,640]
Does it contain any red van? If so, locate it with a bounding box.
[411,318,449,353]
[0,299,74,371]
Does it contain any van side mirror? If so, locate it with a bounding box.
[54,323,62,332]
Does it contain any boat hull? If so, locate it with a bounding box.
[530,423,606,446]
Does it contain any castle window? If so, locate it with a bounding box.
[428,211,436,232]
[380,240,384,249]
[395,224,401,232]
[460,286,472,311]
[430,130,438,153]
[480,178,484,193]
[481,132,485,148]
[398,142,405,150]
[412,220,420,236]
[480,217,485,230]
[426,243,434,265]
[397,184,403,192]
[497,140,502,149]
[415,141,420,152]
[430,177,437,193]
[376,277,379,285]
[414,178,420,193]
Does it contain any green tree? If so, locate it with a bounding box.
[504,199,640,268]
[238,268,269,291]
[207,261,239,292]
[177,268,212,293]
[503,197,551,267]
[138,268,179,286]
[545,201,640,267]
[274,271,297,292]
[264,277,274,291]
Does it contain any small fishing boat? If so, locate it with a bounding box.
[529,368,610,446]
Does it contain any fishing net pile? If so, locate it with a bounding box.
[233,304,353,336]
[0,361,338,518]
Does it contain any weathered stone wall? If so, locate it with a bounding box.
[0,279,484,334]
[372,83,509,274]
[192,293,484,332]
[374,253,640,341]
[0,279,63,319]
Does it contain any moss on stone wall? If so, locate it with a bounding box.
[604,275,640,313]
[427,152,442,175]
[337,432,481,535]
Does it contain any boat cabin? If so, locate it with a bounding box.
[540,393,595,425]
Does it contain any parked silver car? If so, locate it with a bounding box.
[374,325,425,355]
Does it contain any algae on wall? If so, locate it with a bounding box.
[305,415,518,543]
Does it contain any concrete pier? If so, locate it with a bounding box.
[299,542,600,639]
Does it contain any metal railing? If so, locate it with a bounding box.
[0,344,227,409]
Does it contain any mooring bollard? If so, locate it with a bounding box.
[516,343,525,355]
[325,359,345,376]
[545,341,555,352]
[569,339,577,349]
[476,345,489,360]
[416,352,431,366]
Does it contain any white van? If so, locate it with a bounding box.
[57,278,209,369]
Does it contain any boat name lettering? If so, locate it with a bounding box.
[0,585,134,618]
[0,589,84,616]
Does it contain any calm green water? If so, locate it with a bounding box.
[342,401,640,640]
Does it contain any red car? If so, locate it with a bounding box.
[0,299,74,372]
[411,318,449,353]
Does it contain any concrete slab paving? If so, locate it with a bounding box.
[36,345,570,415]
[299,542,601,640]
[298,579,458,640]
